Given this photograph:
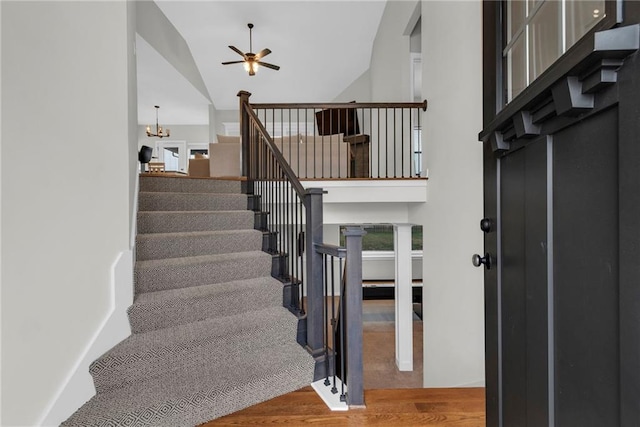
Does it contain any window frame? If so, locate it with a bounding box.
[501,0,618,106]
[481,0,621,134]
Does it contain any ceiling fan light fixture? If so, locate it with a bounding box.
[222,23,279,76]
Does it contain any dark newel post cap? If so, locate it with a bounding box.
[237,90,252,98]
[306,188,327,195]
[342,226,367,237]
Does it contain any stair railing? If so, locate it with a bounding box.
[239,91,366,407]
[250,99,428,179]
[314,227,366,406]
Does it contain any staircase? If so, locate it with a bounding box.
[63,175,315,426]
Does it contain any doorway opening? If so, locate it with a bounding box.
[155,140,187,173]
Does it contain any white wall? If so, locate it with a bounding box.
[214,67,371,137]
[138,124,209,145]
[208,104,218,143]
[0,1,3,420]
[128,0,139,244]
[137,124,209,152]
[370,0,417,102]
[135,0,211,104]
[332,69,372,103]
[368,1,421,178]
[215,109,241,136]
[367,0,484,388]
[418,0,485,387]
[1,2,135,425]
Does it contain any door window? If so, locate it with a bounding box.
[503,0,605,103]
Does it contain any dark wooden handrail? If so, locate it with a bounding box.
[239,91,367,408]
[251,100,428,111]
[249,98,428,179]
[241,101,307,198]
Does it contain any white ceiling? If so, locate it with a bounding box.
[137,0,386,125]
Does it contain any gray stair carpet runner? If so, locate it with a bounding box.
[63,175,314,426]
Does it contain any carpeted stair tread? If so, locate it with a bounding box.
[137,210,255,234]
[135,251,272,294]
[140,175,242,194]
[138,192,247,212]
[62,175,315,426]
[65,328,314,426]
[128,276,284,333]
[91,306,300,393]
[136,229,263,261]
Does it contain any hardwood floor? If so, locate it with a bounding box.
[202,300,486,426]
[203,387,486,426]
[362,300,423,389]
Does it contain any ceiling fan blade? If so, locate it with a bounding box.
[222,60,245,65]
[258,61,280,71]
[228,46,246,58]
[255,48,271,60]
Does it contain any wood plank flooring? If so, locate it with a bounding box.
[202,386,486,426]
[201,300,485,425]
[362,300,423,389]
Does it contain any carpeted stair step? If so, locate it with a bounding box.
[140,175,242,194]
[127,276,284,333]
[62,175,315,426]
[134,251,272,294]
[91,306,299,393]
[136,229,263,261]
[65,309,315,426]
[137,210,254,234]
[138,192,247,212]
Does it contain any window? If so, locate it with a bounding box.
[340,225,423,251]
[189,148,208,159]
[504,0,605,103]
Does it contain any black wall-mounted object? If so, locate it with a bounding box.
[138,145,153,173]
[138,145,153,163]
[315,102,360,136]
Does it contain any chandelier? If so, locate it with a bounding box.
[146,105,170,138]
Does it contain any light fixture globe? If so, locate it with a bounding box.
[243,57,259,75]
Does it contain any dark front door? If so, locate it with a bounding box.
[479,2,640,426]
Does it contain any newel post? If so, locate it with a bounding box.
[305,188,325,371]
[343,226,366,407]
[237,90,251,178]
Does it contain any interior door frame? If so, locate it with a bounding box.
[155,140,187,173]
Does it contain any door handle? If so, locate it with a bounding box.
[472,253,492,270]
[480,218,493,233]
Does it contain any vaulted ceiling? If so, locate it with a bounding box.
[137,1,386,125]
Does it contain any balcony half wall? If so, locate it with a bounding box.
[300,179,427,225]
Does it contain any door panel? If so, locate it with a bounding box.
[500,148,527,427]
[480,5,640,426]
[482,140,500,427]
[500,140,548,427]
[553,108,620,426]
[523,139,549,427]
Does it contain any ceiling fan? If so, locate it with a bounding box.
[222,23,280,76]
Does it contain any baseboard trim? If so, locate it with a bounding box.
[39,250,133,426]
[311,378,348,411]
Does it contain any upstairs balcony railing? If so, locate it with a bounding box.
[249,98,427,179]
[239,91,366,407]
